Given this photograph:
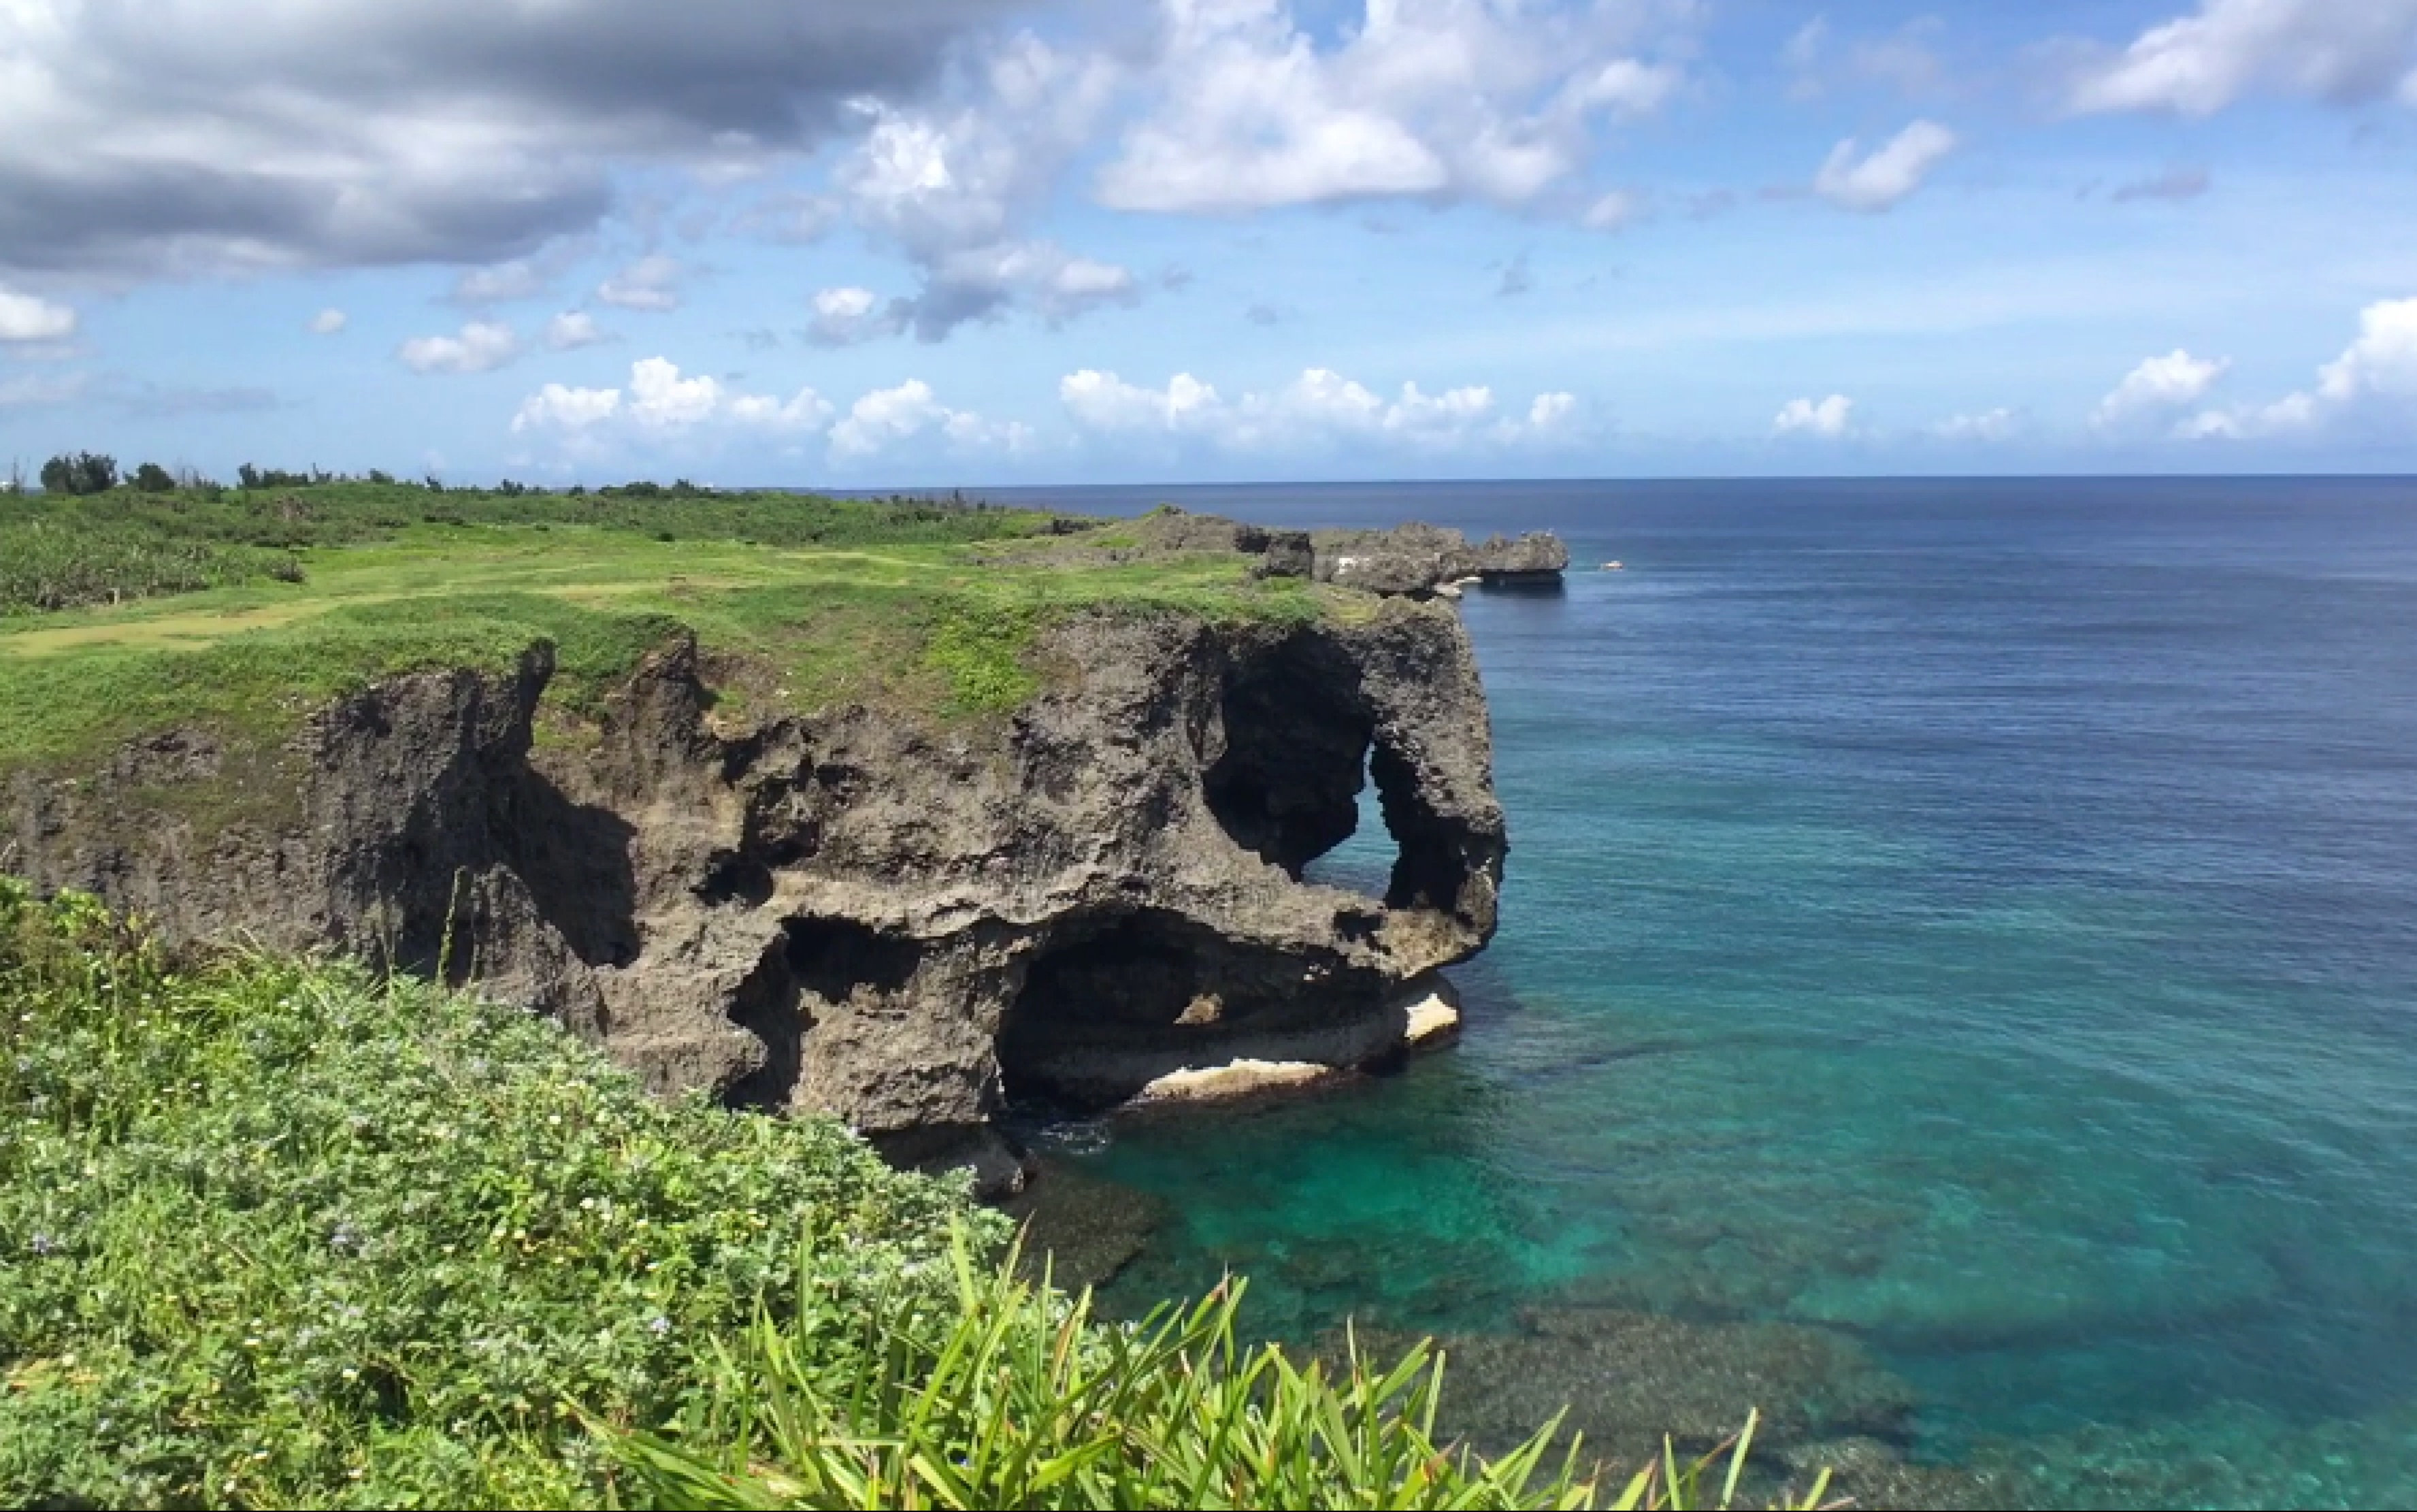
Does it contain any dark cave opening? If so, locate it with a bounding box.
[696,851,775,908]
[783,915,923,1001]
[997,911,1241,1111]
[1370,741,1471,917]
[721,915,927,1112]
[1202,636,1475,921]
[1202,638,1380,883]
[994,908,1392,1113]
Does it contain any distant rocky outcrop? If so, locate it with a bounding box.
[1311,523,1570,595]
[985,508,1315,580]
[7,529,1512,1196]
[991,510,1568,599]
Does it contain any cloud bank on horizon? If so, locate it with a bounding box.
[5,0,2417,482]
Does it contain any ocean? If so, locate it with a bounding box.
[991,477,2417,1509]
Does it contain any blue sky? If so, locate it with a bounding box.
[5,0,2417,487]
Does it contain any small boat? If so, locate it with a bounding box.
[1602,560,1625,571]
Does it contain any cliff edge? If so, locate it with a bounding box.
[6,519,1524,1193]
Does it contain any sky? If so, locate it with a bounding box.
[5,0,2417,487]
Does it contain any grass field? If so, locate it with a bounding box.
[0,485,1328,785]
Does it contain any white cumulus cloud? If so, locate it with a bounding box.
[1813,120,1958,212]
[2067,0,2417,116]
[823,33,1137,342]
[1774,394,1855,438]
[2183,296,2417,438]
[0,282,76,342]
[511,357,829,440]
[2093,348,2230,430]
[595,254,685,313]
[542,311,608,350]
[398,321,521,375]
[1061,369,1226,433]
[624,357,723,427]
[828,378,1027,459]
[806,286,907,347]
[512,383,621,433]
[1095,0,1690,215]
[1933,407,2020,442]
[308,308,347,335]
[1059,365,1580,454]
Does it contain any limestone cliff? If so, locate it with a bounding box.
[5,584,1508,1194]
[1312,523,1572,595]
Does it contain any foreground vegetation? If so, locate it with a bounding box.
[0,881,1824,1509]
[0,476,1325,792]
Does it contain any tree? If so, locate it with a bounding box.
[2,457,22,495]
[133,462,176,493]
[39,453,117,495]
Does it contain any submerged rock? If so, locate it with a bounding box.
[998,1158,1169,1291]
[6,542,1511,1194]
[1341,1305,1916,1466]
[1785,1437,2009,1512]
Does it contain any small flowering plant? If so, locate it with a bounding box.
[0,881,996,1507]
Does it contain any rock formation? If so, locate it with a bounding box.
[5,568,1508,1195]
[1311,523,1570,595]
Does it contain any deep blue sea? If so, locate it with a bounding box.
[994,478,2417,1508]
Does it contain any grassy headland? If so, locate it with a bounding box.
[0,480,1323,787]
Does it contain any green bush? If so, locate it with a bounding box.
[0,519,299,613]
[0,878,989,1507]
[38,452,119,495]
[0,885,1821,1509]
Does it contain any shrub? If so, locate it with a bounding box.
[0,880,988,1507]
[37,452,117,495]
[133,462,177,493]
[0,522,295,612]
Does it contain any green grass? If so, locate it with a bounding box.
[0,482,1060,600]
[0,884,1824,1510]
[0,488,1328,785]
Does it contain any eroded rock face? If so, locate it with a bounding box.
[1311,523,1570,595]
[5,594,1506,1194]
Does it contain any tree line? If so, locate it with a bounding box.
[6,455,387,497]
[2,456,1000,512]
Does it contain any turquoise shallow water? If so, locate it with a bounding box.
[996,478,2417,1508]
